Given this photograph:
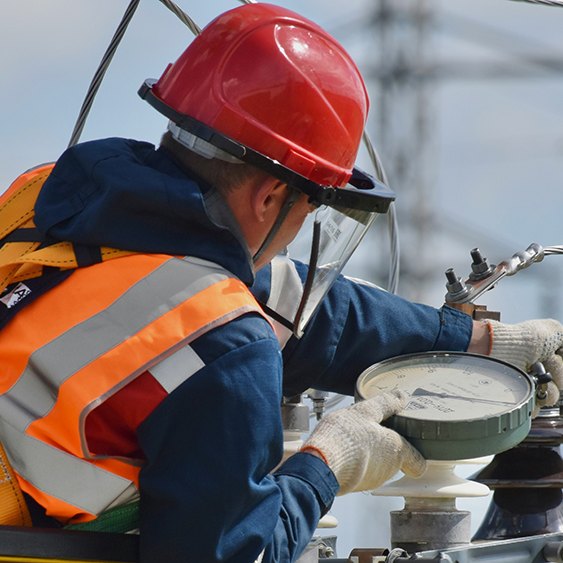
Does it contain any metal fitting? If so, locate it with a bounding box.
[469,248,495,281]
[307,389,329,421]
[281,395,310,432]
[530,362,552,402]
[544,541,563,563]
[444,268,470,301]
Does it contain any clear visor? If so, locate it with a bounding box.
[293,204,379,337]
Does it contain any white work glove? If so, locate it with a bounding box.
[487,319,563,408]
[301,390,426,495]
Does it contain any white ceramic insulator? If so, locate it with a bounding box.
[317,514,339,528]
[372,457,492,499]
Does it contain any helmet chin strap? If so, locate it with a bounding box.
[252,188,301,265]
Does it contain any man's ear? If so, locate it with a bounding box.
[251,179,288,222]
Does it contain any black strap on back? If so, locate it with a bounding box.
[73,244,103,268]
[0,228,48,244]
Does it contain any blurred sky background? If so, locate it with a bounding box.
[2,0,563,557]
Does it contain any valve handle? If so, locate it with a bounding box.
[529,361,552,401]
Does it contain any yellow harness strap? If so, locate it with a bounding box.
[0,163,135,294]
[0,442,31,527]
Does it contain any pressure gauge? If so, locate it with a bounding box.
[355,352,535,460]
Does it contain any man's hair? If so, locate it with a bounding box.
[160,131,269,194]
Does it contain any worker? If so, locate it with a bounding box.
[1,3,562,563]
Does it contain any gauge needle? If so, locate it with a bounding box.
[411,387,515,406]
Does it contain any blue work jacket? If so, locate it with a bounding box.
[33,138,473,562]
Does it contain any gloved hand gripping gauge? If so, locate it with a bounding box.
[355,352,535,460]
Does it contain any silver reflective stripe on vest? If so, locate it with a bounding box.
[148,345,205,394]
[267,255,303,348]
[0,418,138,515]
[0,257,232,433]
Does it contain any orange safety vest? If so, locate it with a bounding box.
[0,169,270,525]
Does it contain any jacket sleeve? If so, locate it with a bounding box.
[251,258,473,396]
[136,314,338,563]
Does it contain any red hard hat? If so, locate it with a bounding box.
[149,3,369,188]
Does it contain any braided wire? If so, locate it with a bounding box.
[156,0,201,34]
[510,0,563,5]
[67,0,141,147]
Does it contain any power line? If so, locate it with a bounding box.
[370,59,563,82]
[328,5,563,78]
[437,9,563,74]
[509,0,563,6]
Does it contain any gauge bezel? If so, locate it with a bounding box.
[355,352,535,460]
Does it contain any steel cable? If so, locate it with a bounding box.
[67,0,141,148]
[156,0,201,34]
[510,0,563,6]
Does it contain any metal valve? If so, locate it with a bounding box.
[529,361,553,402]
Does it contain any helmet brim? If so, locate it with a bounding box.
[139,79,395,214]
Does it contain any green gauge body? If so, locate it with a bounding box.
[355,352,535,460]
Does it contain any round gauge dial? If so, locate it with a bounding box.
[356,352,535,460]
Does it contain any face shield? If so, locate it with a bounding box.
[293,204,378,336]
[288,170,393,337]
